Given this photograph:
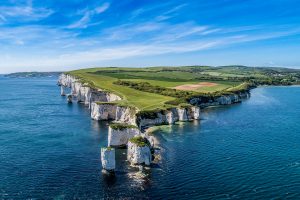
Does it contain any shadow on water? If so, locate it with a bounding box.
[102,173,117,187]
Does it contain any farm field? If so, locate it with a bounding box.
[68,66,300,111]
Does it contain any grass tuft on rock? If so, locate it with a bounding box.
[95,101,118,105]
[102,146,114,151]
[129,136,150,147]
[109,123,137,131]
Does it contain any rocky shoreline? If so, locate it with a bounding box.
[58,73,250,171]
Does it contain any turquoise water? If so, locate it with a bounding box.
[1,76,300,199]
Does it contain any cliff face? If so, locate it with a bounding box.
[137,106,201,129]
[58,74,121,107]
[189,91,250,108]
[59,74,137,125]
[108,127,140,147]
[115,106,137,125]
[91,103,117,120]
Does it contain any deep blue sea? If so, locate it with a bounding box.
[1,76,300,199]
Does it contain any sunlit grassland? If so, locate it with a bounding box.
[69,69,174,110]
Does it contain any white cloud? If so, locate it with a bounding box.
[155,3,187,21]
[68,12,91,29]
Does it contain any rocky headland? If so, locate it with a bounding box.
[58,73,251,172]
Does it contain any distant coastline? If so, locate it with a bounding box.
[5,72,62,78]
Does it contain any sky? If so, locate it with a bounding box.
[0,0,300,73]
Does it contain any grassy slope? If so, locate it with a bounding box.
[70,68,174,110]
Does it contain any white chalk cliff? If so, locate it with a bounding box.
[58,74,121,108]
[91,103,117,120]
[137,106,201,129]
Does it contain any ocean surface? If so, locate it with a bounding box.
[1,76,300,199]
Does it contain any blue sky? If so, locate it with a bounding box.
[0,0,300,73]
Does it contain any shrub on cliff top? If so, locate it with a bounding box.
[129,136,150,147]
[136,109,165,119]
[178,103,193,109]
[109,123,137,131]
[95,101,118,105]
[113,80,196,98]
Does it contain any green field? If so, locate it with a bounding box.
[68,66,300,111]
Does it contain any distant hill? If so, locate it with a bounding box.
[5,72,62,78]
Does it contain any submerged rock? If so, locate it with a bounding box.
[101,147,116,172]
[67,94,73,103]
[127,136,151,166]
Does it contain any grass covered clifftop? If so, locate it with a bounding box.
[68,66,300,111]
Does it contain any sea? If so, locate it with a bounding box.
[1,75,300,199]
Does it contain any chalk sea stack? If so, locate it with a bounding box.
[101,147,116,172]
[127,136,152,166]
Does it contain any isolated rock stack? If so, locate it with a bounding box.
[127,136,152,166]
[101,147,116,172]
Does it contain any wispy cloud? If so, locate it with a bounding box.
[2,23,300,69]
[1,0,300,72]
[0,1,53,22]
[95,2,110,14]
[67,12,91,29]
[156,3,188,21]
[67,2,110,29]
